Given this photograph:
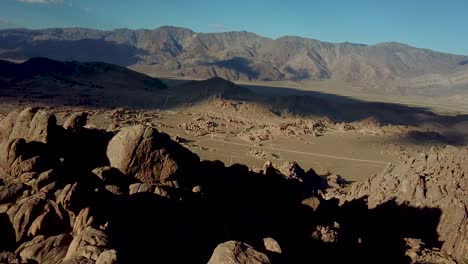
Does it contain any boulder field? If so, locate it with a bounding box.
[0,108,466,264]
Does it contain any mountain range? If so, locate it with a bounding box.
[1,26,468,97]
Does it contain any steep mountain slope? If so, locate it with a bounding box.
[1,26,468,95]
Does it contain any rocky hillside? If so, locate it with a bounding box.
[169,76,253,104]
[1,27,468,96]
[0,57,167,91]
[341,146,468,261]
[0,57,168,107]
[0,107,466,263]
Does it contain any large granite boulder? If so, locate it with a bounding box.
[208,241,271,264]
[106,125,199,184]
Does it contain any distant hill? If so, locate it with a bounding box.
[0,57,167,90]
[1,26,468,98]
[0,57,167,107]
[171,76,252,103]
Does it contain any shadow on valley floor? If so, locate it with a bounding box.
[160,77,468,127]
[2,76,468,145]
[395,130,468,146]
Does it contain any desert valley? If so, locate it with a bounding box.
[0,24,467,264]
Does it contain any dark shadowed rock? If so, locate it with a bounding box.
[56,183,90,214]
[0,213,16,250]
[92,166,132,190]
[208,241,271,264]
[0,251,22,264]
[106,125,200,184]
[0,183,30,204]
[34,169,58,192]
[60,126,113,172]
[27,199,69,238]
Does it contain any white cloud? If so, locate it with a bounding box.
[17,0,64,4]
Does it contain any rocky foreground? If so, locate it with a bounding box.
[0,108,467,264]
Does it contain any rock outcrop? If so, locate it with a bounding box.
[208,241,271,264]
[343,146,468,261]
[106,125,199,184]
[0,108,467,264]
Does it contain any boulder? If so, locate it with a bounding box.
[301,196,321,211]
[277,161,306,181]
[0,110,19,143]
[7,194,67,242]
[73,207,94,235]
[9,107,37,141]
[27,110,57,144]
[63,112,88,130]
[4,108,57,145]
[0,138,27,173]
[262,237,282,254]
[63,227,111,262]
[208,241,271,264]
[9,156,47,178]
[106,125,199,184]
[7,194,46,242]
[16,234,72,264]
[128,182,154,194]
[96,250,118,264]
[27,199,68,237]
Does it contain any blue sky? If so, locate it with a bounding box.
[1,0,467,55]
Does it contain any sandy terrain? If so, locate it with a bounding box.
[0,97,457,183]
[1,71,467,184]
